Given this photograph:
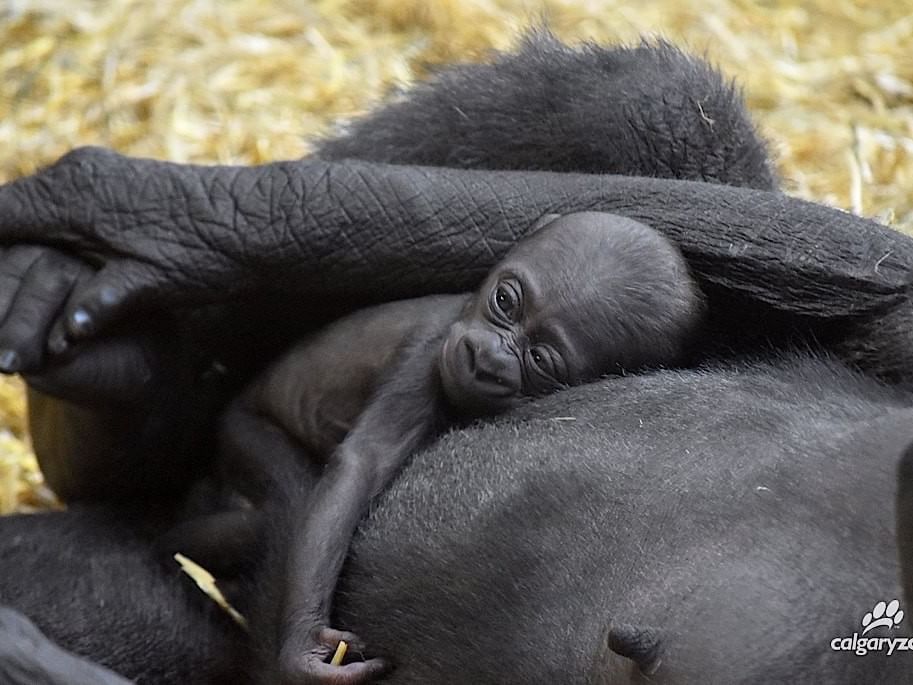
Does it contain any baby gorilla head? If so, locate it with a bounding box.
[439,212,704,415]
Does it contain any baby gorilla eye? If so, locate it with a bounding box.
[525,344,567,394]
[529,345,555,375]
[491,282,520,321]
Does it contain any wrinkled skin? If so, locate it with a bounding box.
[0,33,912,684]
[160,210,703,684]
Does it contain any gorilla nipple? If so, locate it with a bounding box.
[607,624,662,676]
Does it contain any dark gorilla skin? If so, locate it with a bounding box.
[160,212,702,683]
[0,34,912,684]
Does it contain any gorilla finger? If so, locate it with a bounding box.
[47,317,70,356]
[0,251,85,373]
[47,268,95,356]
[64,262,161,340]
[0,170,71,242]
[0,245,44,325]
[24,335,158,405]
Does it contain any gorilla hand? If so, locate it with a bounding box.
[0,244,202,502]
[0,244,177,405]
[0,146,267,340]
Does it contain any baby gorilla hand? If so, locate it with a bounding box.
[279,625,390,685]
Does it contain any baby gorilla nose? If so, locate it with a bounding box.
[460,331,521,396]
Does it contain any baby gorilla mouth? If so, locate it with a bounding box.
[439,329,522,415]
[455,334,521,394]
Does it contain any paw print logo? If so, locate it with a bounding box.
[861,600,904,635]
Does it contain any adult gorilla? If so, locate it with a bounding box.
[1,35,913,684]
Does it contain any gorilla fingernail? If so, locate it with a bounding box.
[98,286,121,307]
[0,349,21,373]
[47,336,70,356]
[70,309,95,336]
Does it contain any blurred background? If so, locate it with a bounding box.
[0,0,911,511]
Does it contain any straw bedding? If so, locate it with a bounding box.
[1,0,911,511]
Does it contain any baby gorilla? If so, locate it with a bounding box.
[163,211,703,685]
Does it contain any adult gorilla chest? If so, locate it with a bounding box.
[334,359,911,684]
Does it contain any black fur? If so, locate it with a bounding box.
[317,33,777,190]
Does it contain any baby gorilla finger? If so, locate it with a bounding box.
[280,651,390,685]
[47,266,97,356]
[0,250,88,373]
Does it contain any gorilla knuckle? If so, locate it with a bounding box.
[49,147,124,201]
[33,250,86,280]
[54,145,115,172]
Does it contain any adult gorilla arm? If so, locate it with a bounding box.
[0,607,132,685]
[3,149,909,340]
[0,506,247,683]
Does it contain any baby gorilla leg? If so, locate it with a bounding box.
[154,508,264,578]
[154,401,311,574]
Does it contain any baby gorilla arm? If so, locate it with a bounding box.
[276,332,449,685]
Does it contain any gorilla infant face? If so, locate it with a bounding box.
[438,212,704,416]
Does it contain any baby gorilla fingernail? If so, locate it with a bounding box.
[0,349,21,373]
[70,309,95,336]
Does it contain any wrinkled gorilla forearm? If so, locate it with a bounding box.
[279,160,913,318]
[3,148,910,335]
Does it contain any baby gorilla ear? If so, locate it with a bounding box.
[528,213,562,233]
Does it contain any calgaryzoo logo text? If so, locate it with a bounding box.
[830,600,913,656]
